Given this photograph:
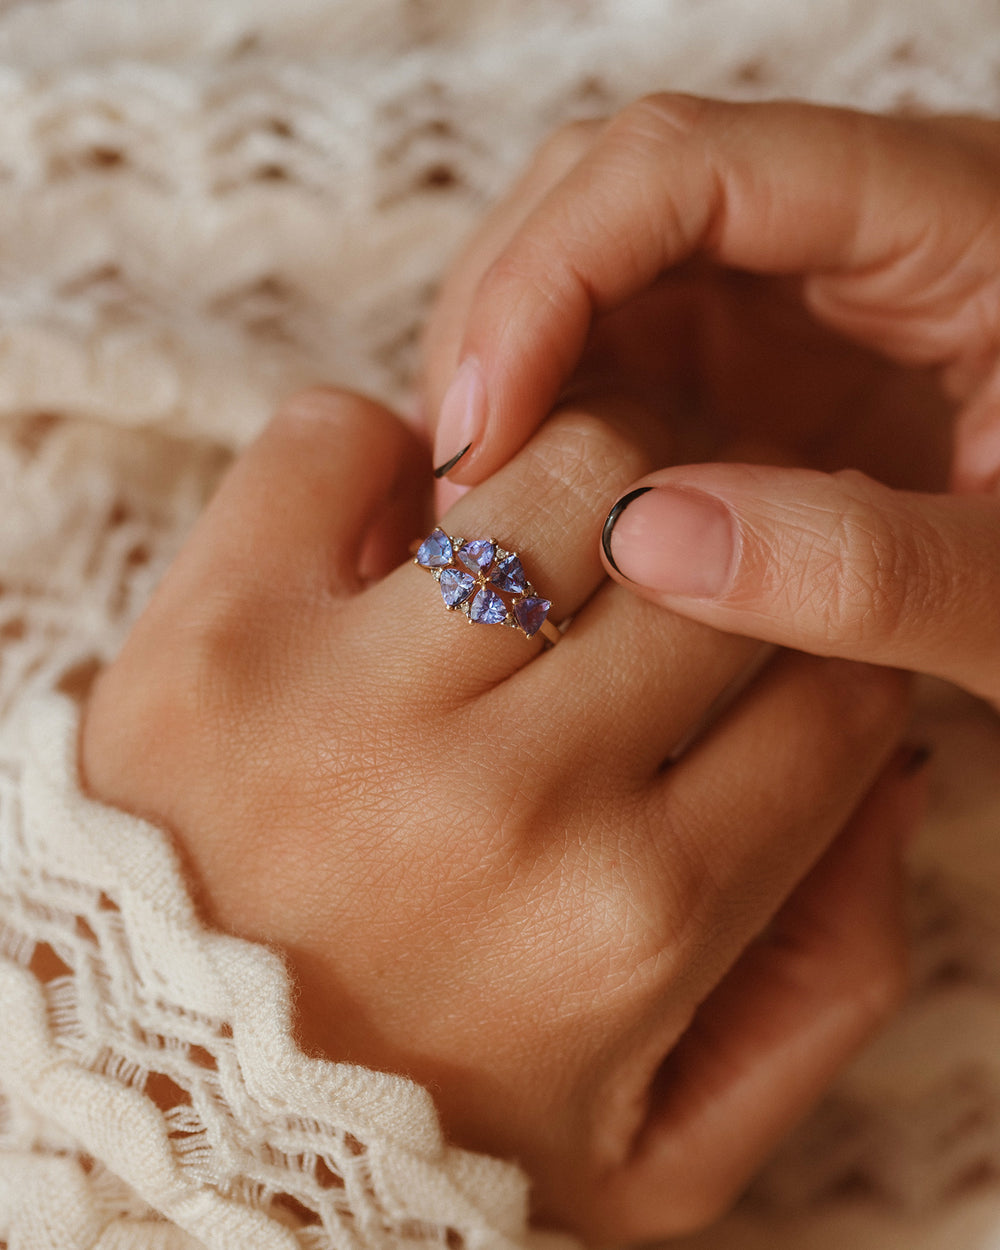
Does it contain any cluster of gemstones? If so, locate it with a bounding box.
[414,527,552,639]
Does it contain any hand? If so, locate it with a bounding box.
[424,97,999,490]
[424,96,1000,711]
[81,387,917,1241]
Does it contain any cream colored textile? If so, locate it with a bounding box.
[0,694,569,1250]
[1,2,1000,1247]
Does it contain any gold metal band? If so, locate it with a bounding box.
[538,619,562,646]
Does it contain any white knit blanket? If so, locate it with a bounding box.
[2,2,1000,1247]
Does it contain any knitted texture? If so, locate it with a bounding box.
[1,2,1000,1247]
[0,695,573,1250]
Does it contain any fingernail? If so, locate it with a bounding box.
[433,358,485,478]
[602,485,738,597]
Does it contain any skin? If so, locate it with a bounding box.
[80,387,921,1241]
[424,97,1000,705]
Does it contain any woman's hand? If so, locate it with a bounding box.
[600,460,1000,712]
[81,388,918,1241]
[424,96,1000,709]
[424,97,1000,488]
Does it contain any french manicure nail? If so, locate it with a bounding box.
[433,358,485,478]
[602,485,738,597]
[433,442,472,479]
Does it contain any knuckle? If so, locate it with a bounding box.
[272,386,388,442]
[783,471,941,655]
[612,91,712,148]
[529,406,653,504]
[831,524,909,647]
[273,385,348,425]
[80,616,217,815]
[534,118,602,172]
[122,581,287,762]
[482,239,578,315]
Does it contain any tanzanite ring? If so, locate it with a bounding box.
[412,527,561,645]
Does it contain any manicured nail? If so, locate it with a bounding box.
[603,485,738,597]
[433,358,485,477]
[433,442,472,479]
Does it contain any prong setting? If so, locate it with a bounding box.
[414,529,554,640]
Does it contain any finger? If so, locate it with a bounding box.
[423,119,602,417]
[641,650,910,997]
[600,462,1000,705]
[177,388,431,600]
[493,578,766,777]
[362,389,764,778]
[596,747,923,1243]
[951,359,1000,493]
[431,97,1000,482]
[358,453,435,584]
[79,390,430,815]
[357,401,659,703]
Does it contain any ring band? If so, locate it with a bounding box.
[412,527,562,645]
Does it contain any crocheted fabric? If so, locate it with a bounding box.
[0,695,568,1249]
[1,2,1000,1247]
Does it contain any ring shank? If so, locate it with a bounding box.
[539,619,562,646]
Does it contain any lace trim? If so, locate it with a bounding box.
[0,695,572,1250]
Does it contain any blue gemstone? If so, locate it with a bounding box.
[513,596,550,638]
[491,553,527,594]
[469,587,507,624]
[416,527,453,568]
[458,539,495,575]
[440,569,476,607]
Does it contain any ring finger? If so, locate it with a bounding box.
[353,400,765,778]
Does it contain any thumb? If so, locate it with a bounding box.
[601,463,1000,704]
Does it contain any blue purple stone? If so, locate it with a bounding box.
[491,553,526,594]
[513,596,551,638]
[458,538,495,575]
[439,568,476,607]
[469,587,507,624]
[416,527,453,568]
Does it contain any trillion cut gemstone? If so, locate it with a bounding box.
[491,552,526,594]
[416,527,454,568]
[458,538,495,575]
[513,596,551,638]
[469,586,507,624]
[439,568,476,607]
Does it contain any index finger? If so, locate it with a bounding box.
[432,96,1000,482]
